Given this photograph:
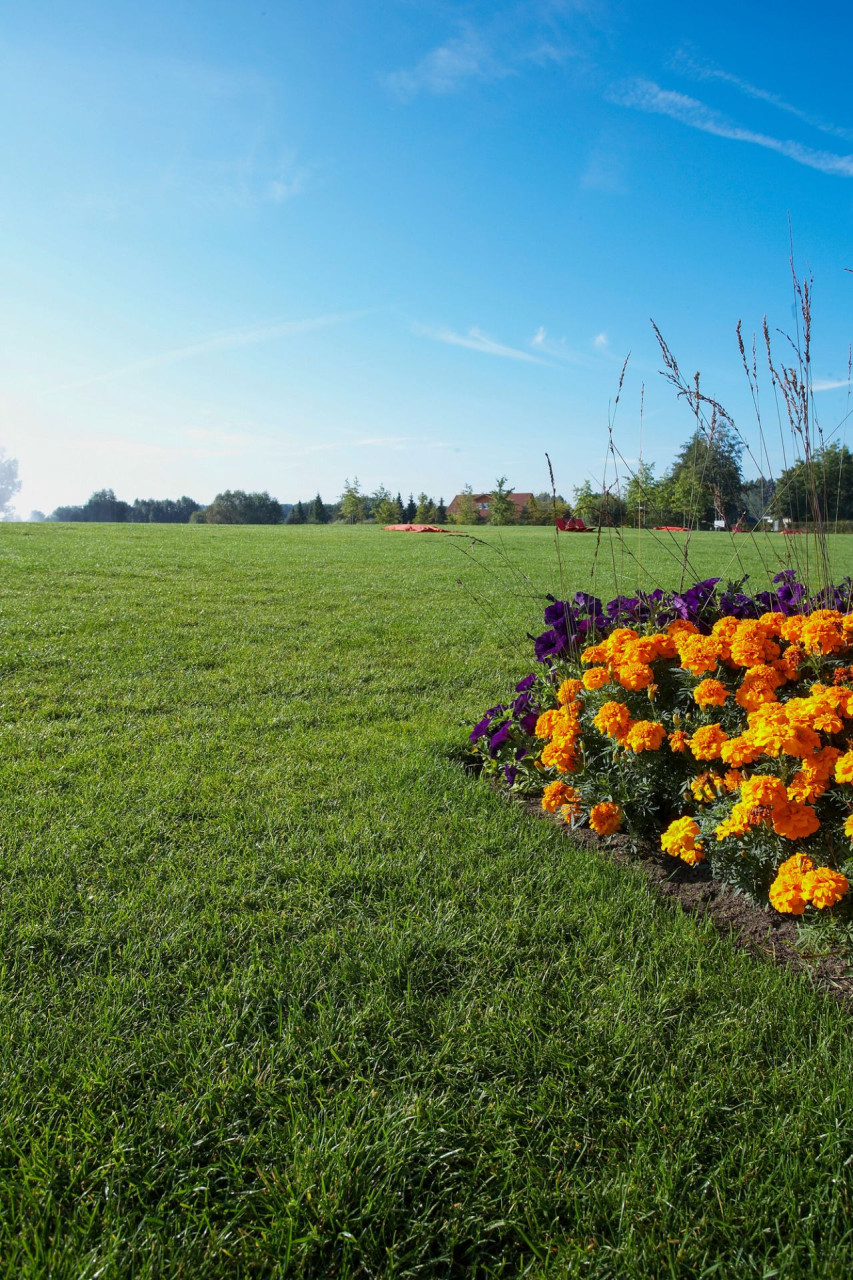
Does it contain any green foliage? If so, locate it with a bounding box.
[452,484,479,525]
[414,492,438,523]
[488,476,517,525]
[198,490,283,525]
[775,442,853,524]
[374,494,403,525]
[308,492,330,523]
[287,500,307,524]
[662,424,744,527]
[340,477,367,523]
[572,480,626,526]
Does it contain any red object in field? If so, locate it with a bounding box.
[780,528,805,535]
[653,525,690,532]
[383,523,449,533]
[556,517,590,532]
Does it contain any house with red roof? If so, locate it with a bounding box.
[446,491,533,522]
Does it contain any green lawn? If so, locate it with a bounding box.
[3,522,853,1278]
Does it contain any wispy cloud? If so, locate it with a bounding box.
[530,326,611,364]
[357,435,415,449]
[56,313,363,391]
[670,48,853,144]
[385,27,506,101]
[609,79,853,178]
[418,323,549,364]
[813,378,851,392]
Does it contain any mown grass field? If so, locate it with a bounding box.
[4,522,853,1278]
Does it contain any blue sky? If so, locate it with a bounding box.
[3,0,853,515]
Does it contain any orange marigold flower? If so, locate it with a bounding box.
[805,867,850,909]
[615,662,655,692]
[740,774,788,810]
[542,780,573,813]
[593,701,632,742]
[844,814,853,838]
[735,664,784,711]
[712,615,741,662]
[675,633,722,676]
[668,729,689,753]
[715,801,753,840]
[557,678,583,706]
[801,609,847,656]
[769,877,809,915]
[758,611,787,637]
[689,723,729,760]
[581,643,608,665]
[781,615,807,644]
[660,815,705,865]
[624,720,666,753]
[729,620,779,667]
[535,710,559,740]
[589,801,622,835]
[582,666,610,691]
[772,801,820,841]
[540,739,579,773]
[720,733,763,767]
[694,678,729,708]
[667,619,699,638]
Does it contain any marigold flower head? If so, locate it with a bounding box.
[711,615,741,662]
[805,867,850,909]
[593,700,632,742]
[801,609,847,656]
[540,738,579,773]
[844,813,853,839]
[694,678,729,708]
[616,662,655,692]
[675,633,722,676]
[589,801,622,835]
[661,815,705,865]
[581,642,608,665]
[735,664,784,711]
[557,678,583,706]
[729,620,779,668]
[715,801,753,840]
[668,729,689,753]
[582,666,610,691]
[740,774,788,811]
[624,720,666,753]
[535,709,559,741]
[542,780,573,813]
[688,723,729,760]
[772,801,820,841]
[691,772,723,803]
[720,733,764,767]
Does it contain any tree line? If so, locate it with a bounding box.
[21,427,853,528]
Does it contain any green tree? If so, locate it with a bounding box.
[414,492,438,523]
[663,424,744,527]
[774,443,853,524]
[287,501,307,524]
[404,493,417,522]
[488,477,517,525]
[625,462,661,527]
[308,493,329,524]
[340,478,366,523]
[201,490,282,524]
[572,481,626,526]
[436,497,447,524]
[452,485,479,525]
[374,494,403,524]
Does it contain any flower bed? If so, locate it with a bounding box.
[469,571,853,920]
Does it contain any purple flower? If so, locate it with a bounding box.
[515,673,536,693]
[488,721,511,756]
[470,703,506,742]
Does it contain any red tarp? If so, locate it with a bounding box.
[653,525,690,532]
[555,517,591,532]
[383,524,450,533]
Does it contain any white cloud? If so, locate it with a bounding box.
[385,28,506,101]
[593,332,609,348]
[529,326,595,365]
[670,48,853,144]
[417,323,549,364]
[609,78,853,178]
[55,312,363,391]
[813,378,851,392]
